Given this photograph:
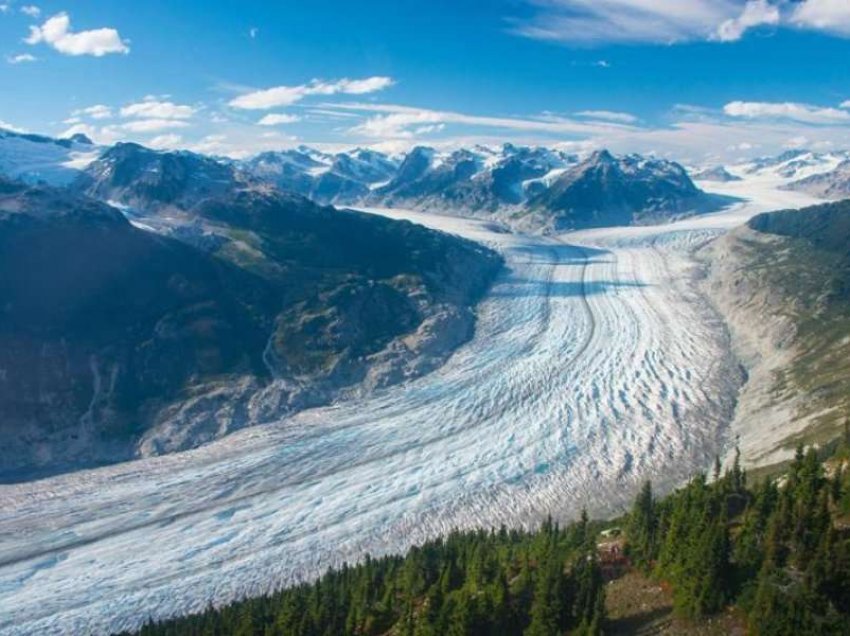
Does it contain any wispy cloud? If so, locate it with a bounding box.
[117,119,189,133]
[229,76,394,110]
[324,102,639,141]
[791,0,850,36]
[257,113,301,126]
[148,133,184,149]
[73,104,113,120]
[511,0,850,45]
[511,0,739,45]
[6,53,37,64]
[120,98,196,120]
[20,5,40,18]
[575,110,638,124]
[723,100,850,124]
[25,12,129,56]
[0,118,27,133]
[715,0,780,42]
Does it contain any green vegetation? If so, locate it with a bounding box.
[740,200,850,450]
[627,441,850,634]
[126,515,606,636]
[126,438,850,636]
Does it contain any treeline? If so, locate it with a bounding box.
[128,515,605,636]
[627,445,850,634]
[127,442,850,636]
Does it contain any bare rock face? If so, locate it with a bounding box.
[0,176,501,480]
[526,150,712,230]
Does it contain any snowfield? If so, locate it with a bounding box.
[0,175,822,635]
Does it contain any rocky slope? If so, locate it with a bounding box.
[0,176,501,479]
[701,199,850,468]
[522,150,717,231]
[74,142,256,210]
[241,145,719,231]
[691,165,741,182]
[785,159,850,199]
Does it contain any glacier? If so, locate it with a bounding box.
[0,173,824,635]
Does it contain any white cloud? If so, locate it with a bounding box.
[331,102,638,141]
[783,135,809,148]
[723,100,850,124]
[73,104,112,120]
[792,0,850,36]
[715,0,780,42]
[60,122,112,142]
[0,118,27,133]
[257,113,301,126]
[0,4,10,14]
[148,134,184,149]
[25,12,129,57]
[842,100,850,109]
[121,98,196,120]
[20,5,40,17]
[512,0,850,45]
[6,53,37,64]
[229,76,394,110]
[575,110,638,124]
[120,118,189,133]
[511,0,741,44]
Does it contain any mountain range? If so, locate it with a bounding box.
[1,129,727,232]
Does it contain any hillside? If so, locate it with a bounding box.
[121,443,850,636]
[701,199,850,469]
[0,177,501,479]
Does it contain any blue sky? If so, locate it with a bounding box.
[2,0,850,162]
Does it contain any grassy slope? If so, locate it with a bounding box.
[706,199,850,467]
[745,201,850,450]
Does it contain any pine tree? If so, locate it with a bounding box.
[626,480,656,569]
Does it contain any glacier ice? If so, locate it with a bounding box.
[0,178,824,635]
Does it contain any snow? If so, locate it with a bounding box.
[0,173,824,635]
[0,133,98,185]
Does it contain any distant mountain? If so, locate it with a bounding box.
[0,127,100,186]
[784,159,850,199]
[241,144,717,230]
[691,165,741,182]
[366,144,576,213]
[242,146,400,203]
[1,131,727,232]
[523,150,713,231]
[239,143,579,214]
[0,177,501,479]
[74,142,256,211]
[742,149,850,181]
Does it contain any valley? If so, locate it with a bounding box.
[0,170,817,635]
